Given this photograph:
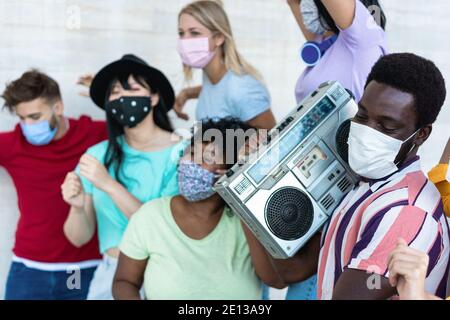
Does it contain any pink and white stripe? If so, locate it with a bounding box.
[317,158,450,300]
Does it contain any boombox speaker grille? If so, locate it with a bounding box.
[335,119,351,163]
[265,187,314,241]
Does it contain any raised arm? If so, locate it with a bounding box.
[78,154,142,218]
[241,222,286,289]
[76,74,94,97]
[321,0,356,30]
[173,85,202,121]
[103,179,143,218]
[287,0,316,41]
[62,172,96,247]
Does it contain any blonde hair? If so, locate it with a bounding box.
[179,0,262,82]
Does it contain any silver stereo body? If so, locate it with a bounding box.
[214,81,359,259]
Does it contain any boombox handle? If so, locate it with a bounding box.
[345,88,355,100]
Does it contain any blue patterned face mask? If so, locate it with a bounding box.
[178,160,217,202]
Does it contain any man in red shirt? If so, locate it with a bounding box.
[0,70,107,299]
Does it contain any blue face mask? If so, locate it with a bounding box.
[20,120,57,146]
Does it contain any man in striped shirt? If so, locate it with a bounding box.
[273,53,449,299]
[318,155,449,299]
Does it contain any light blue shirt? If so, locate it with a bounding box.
[196,71,271,122]
[77,137,185,253]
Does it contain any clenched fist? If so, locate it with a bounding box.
[79,154,114,192]
[77,74,94,97]
[387,238,430,300]
[61,172,85,209]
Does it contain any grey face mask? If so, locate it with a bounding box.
[300,0,330,35]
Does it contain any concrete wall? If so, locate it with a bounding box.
[0,0,449,299]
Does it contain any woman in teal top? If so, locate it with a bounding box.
[61,54,184,300]
[112,118,287,300]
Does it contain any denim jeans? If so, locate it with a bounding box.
[285,275,317,300]
[262,274,317,300]
[5,262,96,300]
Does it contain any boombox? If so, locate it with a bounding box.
[214,81,359,259]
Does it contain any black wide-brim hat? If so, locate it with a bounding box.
[89,54,175,110]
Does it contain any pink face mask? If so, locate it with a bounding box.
[177,37,216,69]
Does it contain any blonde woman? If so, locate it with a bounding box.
[174,0,276,130]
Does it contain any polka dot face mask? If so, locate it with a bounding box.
[106,96,152,128]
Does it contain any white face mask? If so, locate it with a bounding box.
[348,122,419,180]
[300,0,330,35]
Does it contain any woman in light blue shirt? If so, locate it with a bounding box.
[61,54,185,300]
[173,0,276,130]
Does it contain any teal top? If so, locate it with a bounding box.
[77,137,185,253]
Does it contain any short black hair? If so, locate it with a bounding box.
[365,53,446,127]
[191,117,255,169]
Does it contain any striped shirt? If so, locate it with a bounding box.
[317,156,450,300]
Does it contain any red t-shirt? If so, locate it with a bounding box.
[0,116,107,263]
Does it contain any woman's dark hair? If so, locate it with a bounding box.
[190,117,255,169]
[314,0,386,34]
[104,72,173,183]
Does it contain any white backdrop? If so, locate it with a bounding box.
[0,0,449,299]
